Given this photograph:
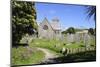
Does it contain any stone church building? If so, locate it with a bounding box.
[38,17,61,40]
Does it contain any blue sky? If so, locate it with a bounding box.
[35,2,95,30]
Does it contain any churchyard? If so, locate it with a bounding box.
[12,33,96,65]
[11,1,96,66]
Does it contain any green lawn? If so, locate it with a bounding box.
[51,50,96,63]
[30,39,62,53]
[30,39,86,53]
[12,46,45,66]
[12,38,95,66]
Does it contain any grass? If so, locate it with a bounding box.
[11,46,45,66]
[12,38,96,65]
[90,38,96,47]
[65,42,84,48]
[30,38,87,53]
[30,39,63,53]
[48,50,96,63]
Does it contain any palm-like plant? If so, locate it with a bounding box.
[86,6,96,21]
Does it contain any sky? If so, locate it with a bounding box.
[35,2,95,30]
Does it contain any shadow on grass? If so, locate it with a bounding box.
[40,50,96,64]
[11,50,96,67]
[12,43,29,48]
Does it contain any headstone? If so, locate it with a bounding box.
[83,33,91,47]
[74,33,80,43]
[67,33,75,43]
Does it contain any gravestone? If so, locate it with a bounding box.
[67,33,75,43]
[83,33,91,47]
[74,33,80,43]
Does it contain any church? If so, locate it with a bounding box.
[38,17,61,40]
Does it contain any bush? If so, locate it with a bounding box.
[67,27,76,34]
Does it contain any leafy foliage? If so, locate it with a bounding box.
[88,28,95,35]
[12,0,38,45]
[86,6,96,21]
[67,27,75,34]
[62,27,76,34]
[61,30,67,34]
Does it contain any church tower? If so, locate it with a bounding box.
[51,17,61,40]
[51,17,61,30]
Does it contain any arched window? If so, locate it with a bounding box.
[43,25,48,30]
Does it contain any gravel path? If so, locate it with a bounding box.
[37,47,58,63]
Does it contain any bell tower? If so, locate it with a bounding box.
[51,17,60,30]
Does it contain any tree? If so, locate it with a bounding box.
[88,28,94,35]
[12,0,38,45]
[67,27,75,34]
[61,30,67,34]
[62,27,76,34]
[86,6,96,21]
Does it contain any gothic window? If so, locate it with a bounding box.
[43,25,48,30]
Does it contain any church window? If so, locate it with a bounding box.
[43,25,48,30]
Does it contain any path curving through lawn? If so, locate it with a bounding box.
[37,47,58,63]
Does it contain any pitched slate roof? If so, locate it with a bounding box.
[39,17,61,31]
